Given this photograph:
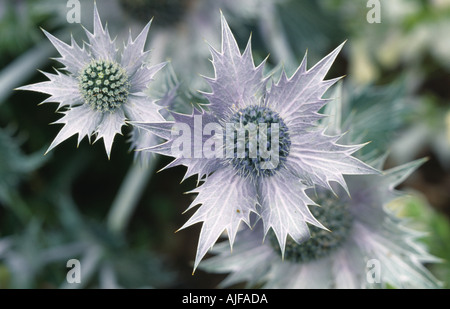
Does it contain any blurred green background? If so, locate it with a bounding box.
[0,0,449,288]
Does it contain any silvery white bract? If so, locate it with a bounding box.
[135,13,377,271]
[200,157,442,289]
[18,4,166,158]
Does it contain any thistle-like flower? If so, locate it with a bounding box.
[18,4,166,158]
[200,157,442,289]
[135,13,378,271]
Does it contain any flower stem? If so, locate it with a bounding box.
[106,155,159,234]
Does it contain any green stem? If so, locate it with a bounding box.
[105,28,170,235]
[106,156,159,234]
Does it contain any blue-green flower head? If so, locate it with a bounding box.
[201,158,442,289]
[134,12,379,272]
[267,190,353,263]
[227,105,292,178]
[18,4,166,158]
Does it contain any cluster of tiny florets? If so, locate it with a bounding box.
[227,105,291,178]
[78,59,130,113]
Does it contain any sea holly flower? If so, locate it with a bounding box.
[18,4,166,158]
[134,13,378,271]
[200,157,442,289]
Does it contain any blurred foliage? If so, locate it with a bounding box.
[0,0,449,289]
[389,194,450,288]
[0,0,69,67]
[0,127,46,207]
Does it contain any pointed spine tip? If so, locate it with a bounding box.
[420,156,430,164]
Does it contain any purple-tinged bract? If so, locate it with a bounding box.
[135,12,378,271]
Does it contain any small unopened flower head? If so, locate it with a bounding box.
[18,4,166,158]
